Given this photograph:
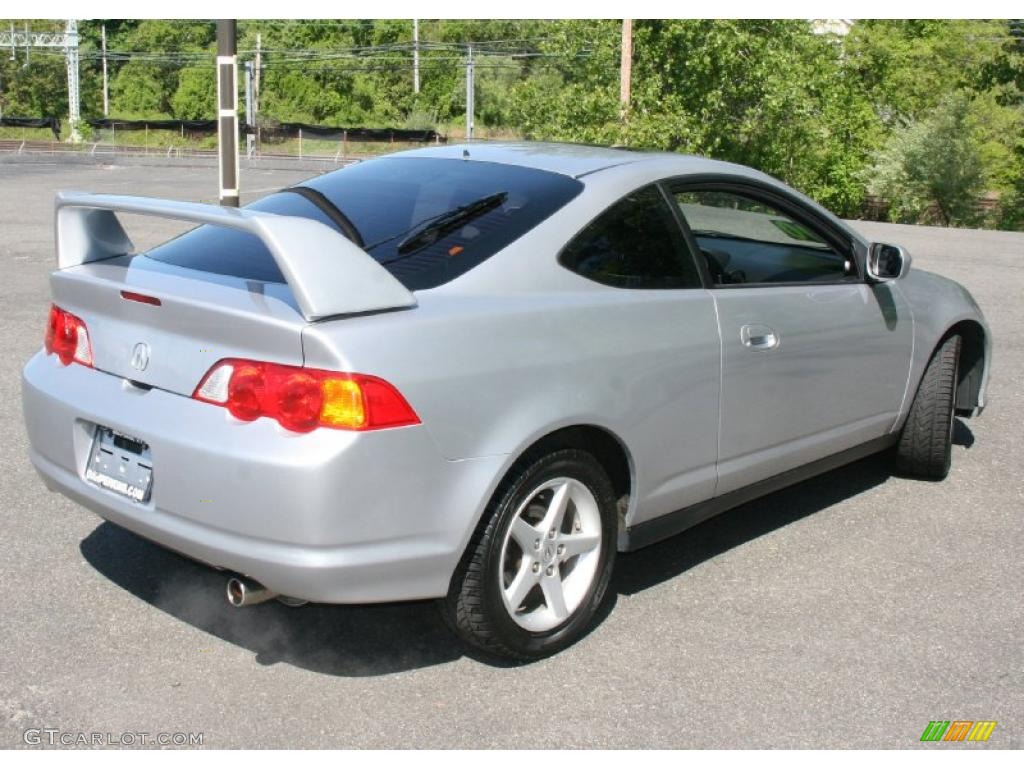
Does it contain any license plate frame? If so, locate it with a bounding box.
[85,426,153,503]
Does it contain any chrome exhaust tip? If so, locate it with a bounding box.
[226,576,277,607]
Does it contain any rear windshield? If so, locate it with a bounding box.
[145,157,583,291]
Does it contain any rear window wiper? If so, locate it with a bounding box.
[394,192,508,257]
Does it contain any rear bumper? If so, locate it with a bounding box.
[22,352,506,603]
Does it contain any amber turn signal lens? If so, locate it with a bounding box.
[320,378,366,429]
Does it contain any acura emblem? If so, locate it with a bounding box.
[130,342,150,371]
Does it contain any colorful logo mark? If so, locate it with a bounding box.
[920,721,997,742]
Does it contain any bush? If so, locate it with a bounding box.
[866,94,986,227]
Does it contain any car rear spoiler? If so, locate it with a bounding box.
[54,191,416,321]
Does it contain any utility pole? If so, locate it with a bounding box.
[216,20,239,207]
[253,32,261,154]
[413,19,420,94]
[101,24,109,117]
[620,19,632,113]
[244,61,254,158]
[465,45,474,141]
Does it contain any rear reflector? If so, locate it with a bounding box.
[44,304,93,367]
[120,290,162,306]
[193,359,420,433]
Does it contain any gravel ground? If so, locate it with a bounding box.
[0,160,1020,749]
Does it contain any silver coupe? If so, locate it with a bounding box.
[22,143,991,660]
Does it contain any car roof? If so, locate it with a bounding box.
[354,141,861,248]
[385,141,751,180]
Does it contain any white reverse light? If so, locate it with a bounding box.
[196,363,233,403]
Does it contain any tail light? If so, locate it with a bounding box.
[193,359,420,433]
[44,304,93,367]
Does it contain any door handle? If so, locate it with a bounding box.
[740,324,779,350]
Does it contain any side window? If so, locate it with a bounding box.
[560,185,702,289]
[671,188,853,285]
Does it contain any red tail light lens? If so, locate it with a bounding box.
[226,362,266,422]
[44,304,93,367]
[193,359,420,433]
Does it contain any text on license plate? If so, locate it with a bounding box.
[85,426,153,503]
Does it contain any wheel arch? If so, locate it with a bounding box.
[514,424,634,510]
[942,319,987,414]
[457,423,636,570]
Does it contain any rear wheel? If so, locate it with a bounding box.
[443,449,617,661]
[896,334,961,480]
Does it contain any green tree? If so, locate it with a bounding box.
[512,20,880,215]
[1002,138,1024,229]
[866,94,987,226]
[0,55,67,119]
[110,61,167,117]
[105,19,216,119]
[0,20,70,121]
[171,67,215,119]
[845,20,1010,123]
[2,17,1022,230]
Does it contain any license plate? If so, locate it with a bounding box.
[85,427,153,503]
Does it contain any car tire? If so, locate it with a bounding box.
[895,334,961,480]
[442,448,618,662]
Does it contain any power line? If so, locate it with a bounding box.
[69,48,595,66]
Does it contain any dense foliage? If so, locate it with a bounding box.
[0,19,1021,228]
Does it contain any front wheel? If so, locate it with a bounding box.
[895,334,961,479]
[442,449,618,661]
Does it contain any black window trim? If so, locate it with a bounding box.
[556,182,706,291]
[281,185,365,247]
[655,181,715,290]
[660,175,864,289]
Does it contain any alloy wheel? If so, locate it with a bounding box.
[498,477,602,632]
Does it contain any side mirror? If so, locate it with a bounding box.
[867,243,911,282]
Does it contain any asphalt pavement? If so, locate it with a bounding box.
[0,159,1020,748]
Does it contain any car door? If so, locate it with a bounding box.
[667,181,913,495]
[558,184,721,526]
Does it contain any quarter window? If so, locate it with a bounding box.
[671,188,853,285]
[560,185,702,289]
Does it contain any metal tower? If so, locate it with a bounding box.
[0,19,81,141]
[64,20,80,140]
